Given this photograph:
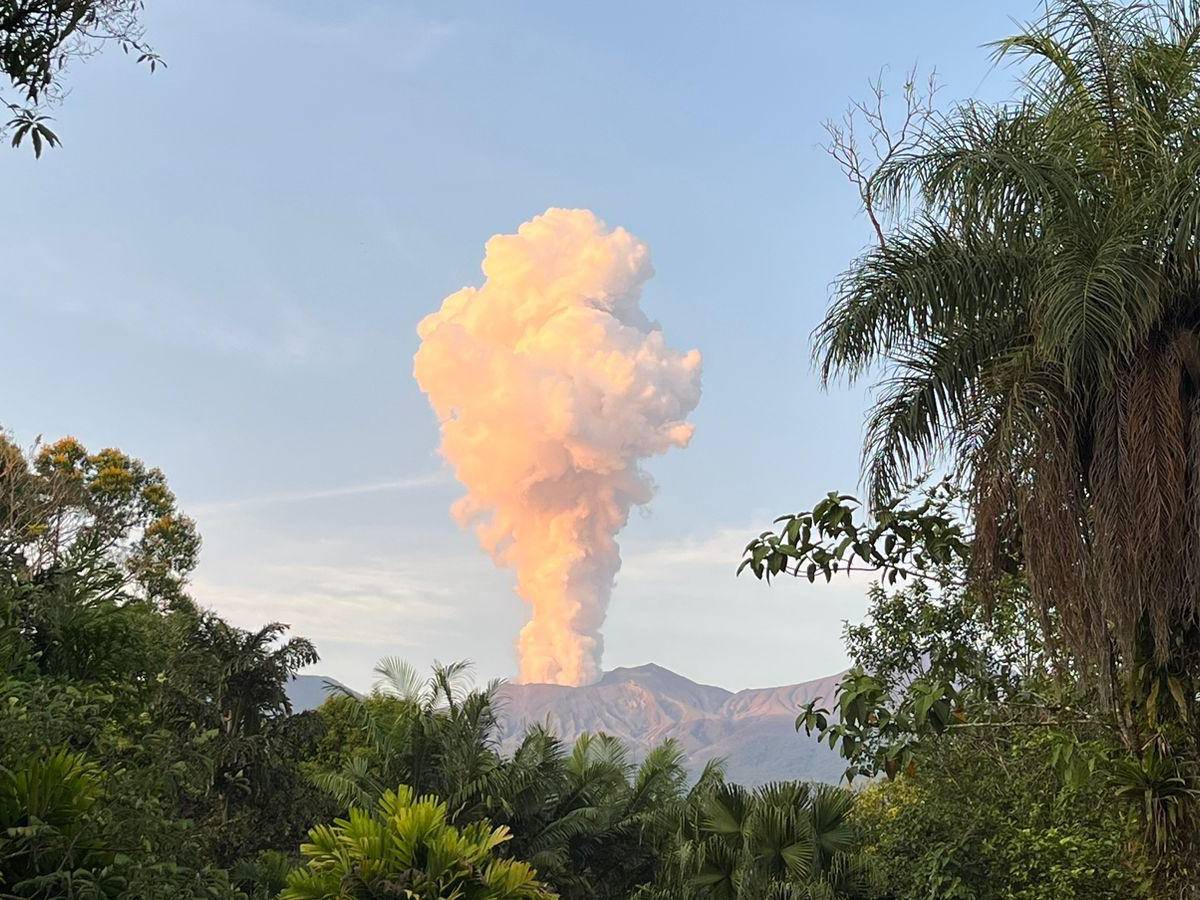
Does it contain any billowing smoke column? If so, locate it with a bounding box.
[413,208,702,686]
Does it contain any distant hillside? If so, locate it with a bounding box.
[287,664,845,785]
[286,674,357,711]
[496,664,845,785]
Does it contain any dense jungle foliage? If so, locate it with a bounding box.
[9,0,1200,897]
[0,434,883,899]
[0,432,1151,898]
[0,427,1159,900]
[740,1,1200,895]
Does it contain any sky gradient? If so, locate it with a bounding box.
[1,1,1029,691]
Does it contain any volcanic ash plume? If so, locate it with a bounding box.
[413,208,702,686]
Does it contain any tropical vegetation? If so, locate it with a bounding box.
[0,434,890,899]
[0,430,1154,897]
[12,0,1200,897]
[742,1,1200,895]
[279,786,552,900]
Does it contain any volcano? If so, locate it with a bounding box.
[288,664,845,785]
[495,664,844,785]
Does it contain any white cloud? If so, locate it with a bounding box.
[599,522,872,688]
[192,561,456,646]
[190,471,449,516]
[620,524,878,590]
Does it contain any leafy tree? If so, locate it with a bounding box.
[853,729,1145,899]
[739,482,969,586]
[280,785,554,900]
[742,487,996,781]
[0,434,200,608]
[747,0,1200,886]
[743,487,1042,783]
[743,487,1156,895]
[644,779,878,899]
[0,0,161,155]
[0,432,328,895]
[0,749,121,899]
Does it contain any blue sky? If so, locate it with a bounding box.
[1,1,1028,691]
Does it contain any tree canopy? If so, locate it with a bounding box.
[0,0,160,155]
[815,0,1200,678]
[743,2,1200,892]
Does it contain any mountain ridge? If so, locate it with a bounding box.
[287,663,845,785]
[493,663,844,784]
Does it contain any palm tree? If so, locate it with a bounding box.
[0,750,120,898]
[311,658,705,898]
[371,655,429,702]
[312,659,505,821]
[643,780,877,899]
[207,619,319,742]
[497,733,694,898]
[814,0,1200,871]
[166,614,317,828]
[280,785,554,900]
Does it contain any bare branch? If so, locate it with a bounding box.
[823,64,938,247]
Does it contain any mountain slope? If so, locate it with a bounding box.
[495,664,845,785]
[286,674,357,711]
[287,665,846,785]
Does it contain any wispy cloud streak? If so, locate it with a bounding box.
[190,472,448,515]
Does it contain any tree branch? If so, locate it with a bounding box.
[823,64,938,248]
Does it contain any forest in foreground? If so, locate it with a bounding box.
[0,434,1146,898]
[10,0,1200,897]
